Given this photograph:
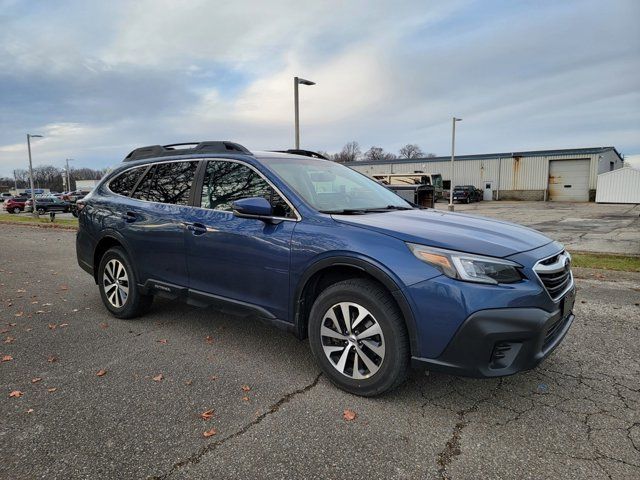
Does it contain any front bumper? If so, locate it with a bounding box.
[412,287,575,377]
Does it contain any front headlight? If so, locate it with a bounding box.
[407,243,523,285]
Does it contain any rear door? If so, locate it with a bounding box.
[185,159,297,320]
[122,160,200,287]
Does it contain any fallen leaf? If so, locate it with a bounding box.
[4,336,15,344]
[47,323,57,329]
[96,369,107,377]
[242,396,250,402]
[16,289,26,293]
[200,409,214,421]
[47,388,57,393]
[209,375,217,381]
[184,380,193,386]
[9,390,23,398]
[47,355,57,363]
[99,322,109,329]
[8,323,17,327]
[59,323,69,328]
[15,312,23,317]
[2,355,13,362]
[35,310,46,315]
[152,374,163,382]
[31,377,42,383]
[25,328,32,332]
[205,335,214,344]
[343,409,357,421]
[59,285,69,291]
[0,328,9,334]
[26,408,34,414]
[157,339,168,344]
[203,428,217,438]
[241,385,251,392]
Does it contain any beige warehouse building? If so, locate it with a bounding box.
[346,147,624,201]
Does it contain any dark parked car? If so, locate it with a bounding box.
[3,196,28,213]
[76,141,575,396]
[452,185,482,203]
[25,197,71,214]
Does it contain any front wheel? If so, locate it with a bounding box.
[98,247,153,319]
[308,278,409,396]
[37,207,45,215]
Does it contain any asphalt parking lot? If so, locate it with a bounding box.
[1,224,639,479]
[435,201,640,255]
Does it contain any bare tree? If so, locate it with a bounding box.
[363,146,396,162]
[399,144,424,159]
[398,144,438,158]
[333,141,362,163]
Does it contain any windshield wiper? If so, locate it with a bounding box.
[320,205,414,215]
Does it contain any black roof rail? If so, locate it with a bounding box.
[123,141,252,162]
[272,149,329,160]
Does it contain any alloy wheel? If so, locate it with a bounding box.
[103,259,129,308]
[320,302,385,379]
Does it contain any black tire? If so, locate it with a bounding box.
[37,207,45,215]
[308,278,409,396]
[97,247,153,319]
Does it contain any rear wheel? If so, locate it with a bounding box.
[98,247,153,319]
[37,207,45,215]
[308,278,409,396]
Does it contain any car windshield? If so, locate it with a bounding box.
[267,157,413,213]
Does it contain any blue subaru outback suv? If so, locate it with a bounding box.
[76,141,575,396]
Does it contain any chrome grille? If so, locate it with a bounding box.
[534,251,573,301]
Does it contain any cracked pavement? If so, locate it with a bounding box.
[1,224,639,479]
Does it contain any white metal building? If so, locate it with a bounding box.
[596,166,640,204]
[346,147,624,201]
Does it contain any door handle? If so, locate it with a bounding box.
[121,211,137,223]
[184,222,207,235]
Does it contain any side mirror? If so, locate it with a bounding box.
[232,197,278,223]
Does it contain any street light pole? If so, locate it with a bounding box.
[26,133,43,217]
[448,117,462,212]
[293,76,316,149]
[65,158,74,192]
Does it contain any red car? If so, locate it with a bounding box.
[3,197,28,213]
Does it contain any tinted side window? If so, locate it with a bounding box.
[109,168,145,196]
[146,161,198,205]
[200,161,293,218]
[131,161,198,204]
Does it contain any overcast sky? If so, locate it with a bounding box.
[1,0,639,176]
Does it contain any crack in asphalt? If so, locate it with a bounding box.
[436,405,477,480]
[149,372,322,480]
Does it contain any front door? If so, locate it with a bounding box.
[185,159,297,321]
[483,182,493,201]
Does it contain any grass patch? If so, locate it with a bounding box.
[571,252,640,272]
[0,213,78,228]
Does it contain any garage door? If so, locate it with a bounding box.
[548,159,590,201]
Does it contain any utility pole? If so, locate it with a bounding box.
[13,170,17,193]
[448,117,462,212]
[293,76,316,149]
[27,133,43,217]
[65,159,73,192]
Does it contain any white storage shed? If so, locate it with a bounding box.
[595,167,640,204]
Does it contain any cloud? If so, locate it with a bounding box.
[0,0,638,176]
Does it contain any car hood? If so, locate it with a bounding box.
[332,209,553,258]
